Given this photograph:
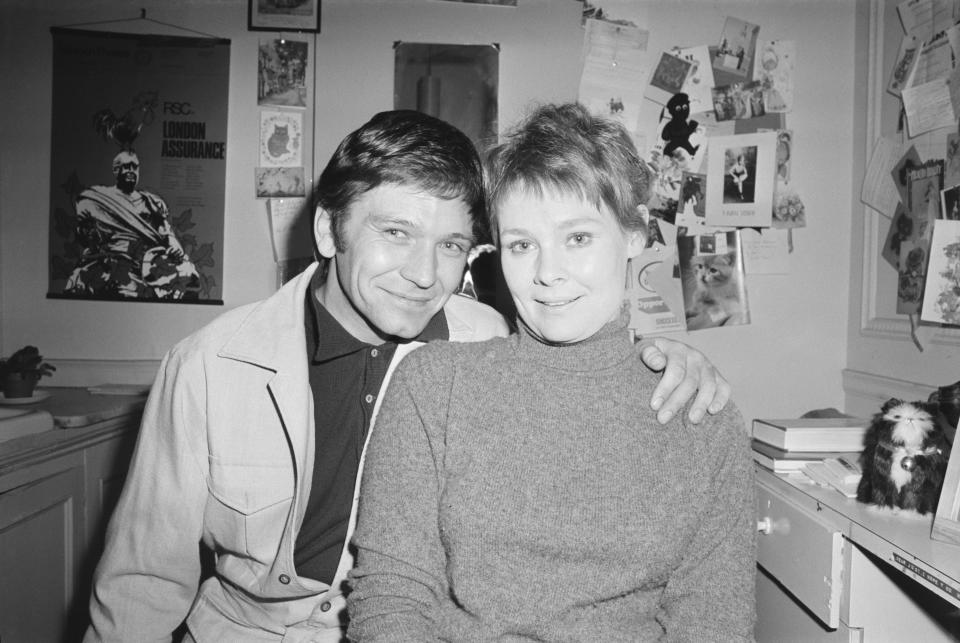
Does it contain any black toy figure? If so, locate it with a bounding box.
[856,398,951,514]
[660,92,699,159]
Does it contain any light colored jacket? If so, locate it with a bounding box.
[85,263,508,643]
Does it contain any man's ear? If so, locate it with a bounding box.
[314,207,336,259]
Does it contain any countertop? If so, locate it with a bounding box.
[0,387,146,473]
[35,386,148,428]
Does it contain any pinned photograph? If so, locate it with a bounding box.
[679,172,707,223]
[258,39,309,108]
[890,145,922,206]
[711,81,765,121]
[897,238,928,315]
[248,0,320,32]
[753,39,794,113]
[907,159,944,223]
[947,133,960,188]
[772,183,806,229]
[678,228,750,330]
[888,34,919,97]
[712,17,760,79]
[259,110,303,167]
[256,167,306,198]
[943,185,960,220]
[882,204,913,269]
[675,45,716,114]
[646,51,696,105]
[627,243,686,335]
[921,220,960,324]
[705,131,776,228]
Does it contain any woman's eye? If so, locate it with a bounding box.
[507,240,532,253]
[569,233,592,246]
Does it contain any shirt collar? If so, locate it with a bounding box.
[306,265,449,362]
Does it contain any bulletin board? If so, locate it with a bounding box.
[859,0,960,344]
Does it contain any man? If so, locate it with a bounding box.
[66,150,199,300]
[85,110,730,642]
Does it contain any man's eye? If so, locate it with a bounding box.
[568,233,592,246]
[440,241,468,256]
[384,228,408,240]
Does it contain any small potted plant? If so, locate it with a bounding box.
[0,345,56,399]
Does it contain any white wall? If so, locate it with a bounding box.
[0,0,856,426]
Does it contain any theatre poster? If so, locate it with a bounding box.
[48,28,230,304]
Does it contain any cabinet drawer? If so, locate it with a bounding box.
[756,479,845,629]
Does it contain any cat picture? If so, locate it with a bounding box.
[267,124,290,159]
[259,110,303,167]
[683,251,747,329]
[856,398,951,515]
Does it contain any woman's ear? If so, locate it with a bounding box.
[314,207,336,259]
[628,205,650,258]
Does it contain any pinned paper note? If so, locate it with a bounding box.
[268,198,312,262]
[741,228,789,274]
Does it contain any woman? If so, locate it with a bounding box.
[347,103,756,641]
[729,153,748,199]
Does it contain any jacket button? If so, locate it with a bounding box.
[320,601,332,612]
[279,574,290,585]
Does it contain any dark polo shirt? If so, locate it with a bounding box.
[293,272,448,583]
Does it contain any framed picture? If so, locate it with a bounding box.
[933,437,960,545]
[249,0,321,33]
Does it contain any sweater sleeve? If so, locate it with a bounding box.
[84,344,209,642]
[347,351,449,643]
[657,405,758,642]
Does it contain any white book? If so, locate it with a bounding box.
[752,417,870,452]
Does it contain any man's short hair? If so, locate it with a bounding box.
[484,102,651,238]
[313,110,487,251]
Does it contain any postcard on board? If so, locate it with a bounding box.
[705,131,776,227]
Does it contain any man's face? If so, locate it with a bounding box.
[113,153,140,193]
[316,183,474,343]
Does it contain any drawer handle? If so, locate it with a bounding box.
[757,517,773,534]
[757,516,789,535]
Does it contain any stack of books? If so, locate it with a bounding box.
[751,416,870,476]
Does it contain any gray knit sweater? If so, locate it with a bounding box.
[348,317,756,642]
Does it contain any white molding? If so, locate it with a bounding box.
[842,368,936,417]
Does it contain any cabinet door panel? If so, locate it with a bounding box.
[757,478,845,628]
[0,465,84,642]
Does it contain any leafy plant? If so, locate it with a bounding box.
[0,346,56,382]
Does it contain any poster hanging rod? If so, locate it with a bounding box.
[54,8,223,40]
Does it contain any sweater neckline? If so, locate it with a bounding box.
[515,308,634,373]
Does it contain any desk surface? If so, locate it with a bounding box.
[757,467,960,609]
[0,387,145,473]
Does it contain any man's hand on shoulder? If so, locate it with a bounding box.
[639,337,731,425]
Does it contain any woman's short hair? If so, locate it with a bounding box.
[484,102,652,236]
[313,110,487,250]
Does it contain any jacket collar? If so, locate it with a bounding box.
[217,262,319,371]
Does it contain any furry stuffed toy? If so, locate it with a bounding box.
[856,398,951,514]
[661,92,699,159]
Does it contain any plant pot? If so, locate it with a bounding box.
[2,375,38,399]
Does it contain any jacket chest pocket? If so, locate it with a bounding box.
[207,458,294,562]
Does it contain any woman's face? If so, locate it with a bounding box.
[496,188,644,344]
